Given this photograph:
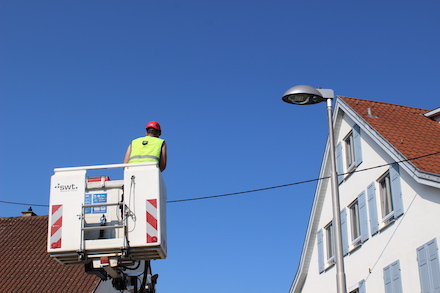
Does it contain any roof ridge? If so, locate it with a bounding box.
[0,215,48,220]
[340,96,429,112]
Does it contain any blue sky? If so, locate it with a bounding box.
[1,1,439,292]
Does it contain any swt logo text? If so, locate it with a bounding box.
[54,183,78,191]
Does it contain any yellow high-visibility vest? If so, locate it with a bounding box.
[128,136,164,164]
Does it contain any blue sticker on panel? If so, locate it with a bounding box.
[84,193,108,214]
[92,193,107,214]
[85,194,92,214]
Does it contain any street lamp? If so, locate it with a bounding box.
[282,85,347,293]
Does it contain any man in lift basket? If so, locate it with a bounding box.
[124,121,167,172]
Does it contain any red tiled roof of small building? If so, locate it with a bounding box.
[0,215,100,293]
[341,97,440,175]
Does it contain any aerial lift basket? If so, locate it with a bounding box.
[47,163,167,266]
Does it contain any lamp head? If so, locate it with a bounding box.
[282,85,326,105]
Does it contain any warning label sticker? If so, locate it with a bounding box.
[85,193,107,214]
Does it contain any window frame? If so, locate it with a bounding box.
[325,221,335,263]
[348,280,366,293]
[336,124,362,184]
[344,130,355,171]
[378,171,395,223]
[349,198,361,244]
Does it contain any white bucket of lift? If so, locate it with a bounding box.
[47,163,167,265]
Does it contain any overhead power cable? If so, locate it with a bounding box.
[166,177,321,203]
[0,200,49,207]
[167,150,440,203]
[350,150,440,175]
[1,151,439,207]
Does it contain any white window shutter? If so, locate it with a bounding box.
[353,124,362,167]
[358,280,366,293]
[384,264,393,293]
[367,182,379,235]
[358,191,369,243]
[336,142,343,183]
[427,239,440,293]
[417,242,431,293]
[340,208,349,255]
[317,229,324,273]
[390,163,404,218]
[384,260,403,293]
[391,260,403,293]
[417,238,440,293]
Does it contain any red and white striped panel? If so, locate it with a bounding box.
[146,199,158,243]
[50,205,63,249]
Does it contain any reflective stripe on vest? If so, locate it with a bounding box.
[129,154,160,161]
[128,136,164,164]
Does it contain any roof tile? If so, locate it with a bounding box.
[0,216,100,293]
[341,97,440,175]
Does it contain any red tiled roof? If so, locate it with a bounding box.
[0,215,100,293]
[341,97,440,175]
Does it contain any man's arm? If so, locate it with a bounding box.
[159,142,167,172]
[123,145,131,163]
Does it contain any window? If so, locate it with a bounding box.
[368,163,404,234]
[317,223,336,273]
[346,193,369,250]
[417,238,440,293]
[349,199,361,242]
[344,131,355,169]
[325,222,334,261]
[378,171,394,221]
[384,260,402,293]
[336,124,362,183]
[378,163,404,223]
[349,280,366,293]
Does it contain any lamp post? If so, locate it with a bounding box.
[282,85,347,293]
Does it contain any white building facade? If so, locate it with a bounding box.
[290,97,440,293]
